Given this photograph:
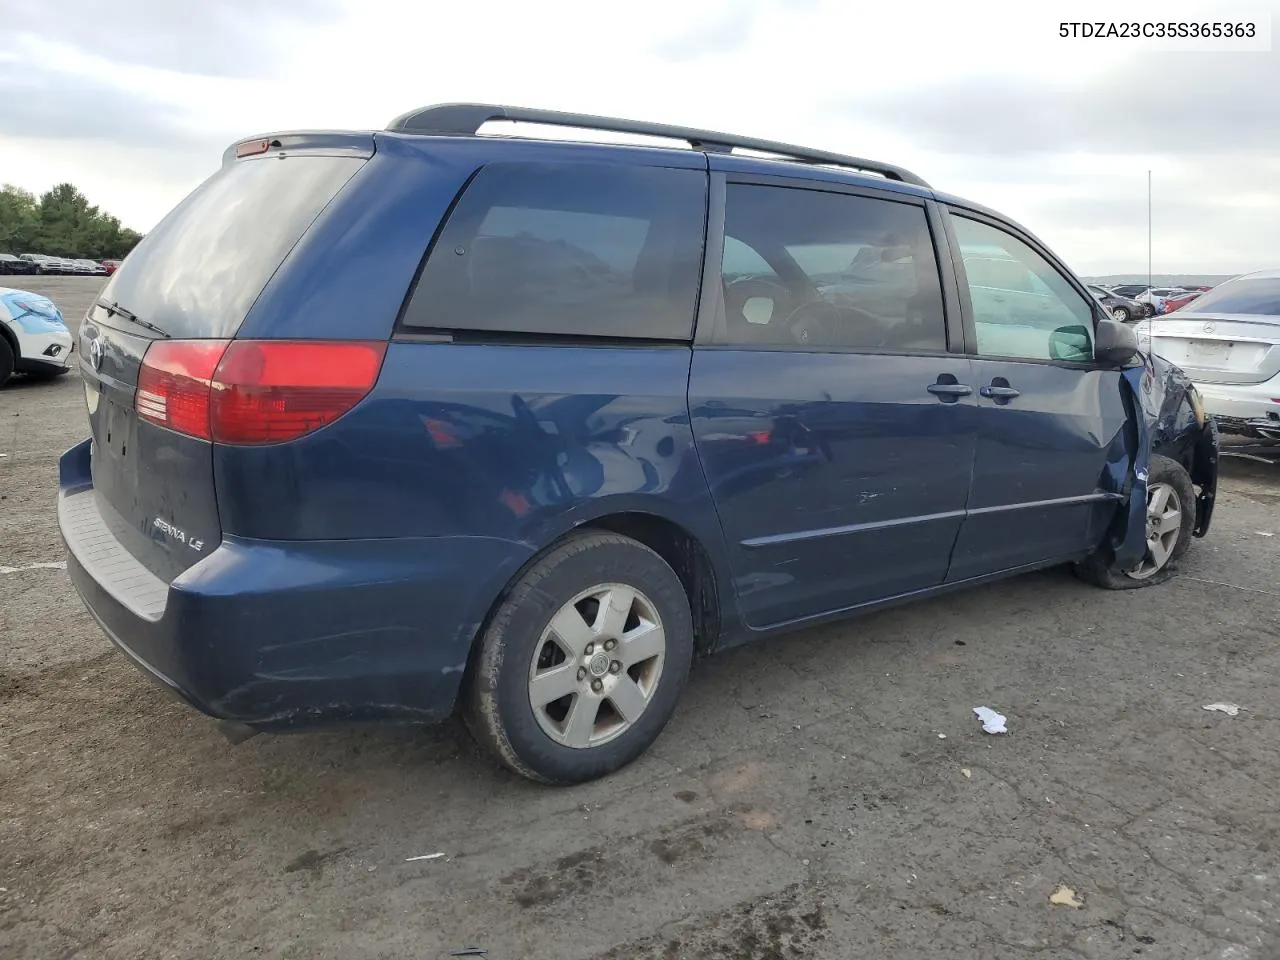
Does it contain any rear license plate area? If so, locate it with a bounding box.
[1187,341,1232,366]
[95,395,134,462]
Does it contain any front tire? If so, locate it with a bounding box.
[1111,305,1131,323]
[0,338,14,387]
[1075,455,1195,590]
[465,531,694,784]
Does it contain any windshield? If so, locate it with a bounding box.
[1181,277,1280,316]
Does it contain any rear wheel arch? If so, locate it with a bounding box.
[466,510,724,671]
[584,512,723,656]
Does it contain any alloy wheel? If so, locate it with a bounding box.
[528,583,666,748]
[1125,482,1182,580]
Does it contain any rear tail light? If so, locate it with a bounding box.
[135,340,386,444]
[135,340,227,438]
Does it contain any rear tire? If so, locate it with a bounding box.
[465,531,694,784]
[1075,455,1195,590]
[0,338,14,387]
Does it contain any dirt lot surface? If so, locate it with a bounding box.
[3,276,1280,960]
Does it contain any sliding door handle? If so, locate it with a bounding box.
[980,384,1021,401]
[927,382,973,401]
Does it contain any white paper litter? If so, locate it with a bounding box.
[1202,703,1240,717]
[405,852,446,862]
[973,706,1008,734]
[1049,884,1083,908]
[1255,531,1274,537]
[0,561,67,575]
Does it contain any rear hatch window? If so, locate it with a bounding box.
[100,153,367,339]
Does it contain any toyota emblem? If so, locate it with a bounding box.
[89,337,104,371]
[1203,321,1216,334]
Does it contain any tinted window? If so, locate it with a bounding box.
[100,155,365,338]
[1174,277,1280,316]
[716,184,946,352]
[404,163,706,340]
[952,215,1094,363]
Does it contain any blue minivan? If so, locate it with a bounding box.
[59,105,1219,783]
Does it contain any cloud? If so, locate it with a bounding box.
[1,0,1276,270]
[1,0,341,79]
[854,52,1280,156]
[652,0,821,61]
[0,61,218,149]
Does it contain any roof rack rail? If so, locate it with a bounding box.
[385,103,930,188]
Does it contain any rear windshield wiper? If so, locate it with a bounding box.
[95,298,171,339]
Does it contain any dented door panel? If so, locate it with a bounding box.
[946,360,1128,580]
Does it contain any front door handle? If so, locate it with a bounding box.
[927,382,973,402]
[980,381,1021,403]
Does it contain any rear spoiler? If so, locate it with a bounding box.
[221,132,377,166]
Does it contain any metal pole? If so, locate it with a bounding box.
[1148,170,1153,294]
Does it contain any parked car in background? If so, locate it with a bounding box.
[1087,284,1144,322]
[59,104,1218,784]
[1134,289,1167,316]
[1102,285,1162,317]
[0,285,75,386]
[101,260,122,276]
[0,253,39,276]
[20,254,56,274]
[73,259,108,276]
[1162,290,1202,313]
[1139,268,1280,439]
[1108,284,1153,300]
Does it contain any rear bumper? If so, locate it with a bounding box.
[1195,377,1280,434]
[58,439,533,730]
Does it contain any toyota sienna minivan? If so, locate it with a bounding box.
[60,104,1219,783]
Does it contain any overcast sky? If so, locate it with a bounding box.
[2,0,1276,275]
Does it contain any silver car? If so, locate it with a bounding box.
[1139,268,1280,439]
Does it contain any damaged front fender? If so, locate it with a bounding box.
[1104,353,1220,571]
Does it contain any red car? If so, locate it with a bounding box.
[100,260,122,276]
[1163,291,1202,313]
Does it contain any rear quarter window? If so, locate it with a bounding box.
[402,162,707,340]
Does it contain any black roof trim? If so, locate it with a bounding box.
[386,103,930,188]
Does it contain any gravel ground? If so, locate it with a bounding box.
[3,276,1279,960]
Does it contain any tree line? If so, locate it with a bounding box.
[0,183,144,260]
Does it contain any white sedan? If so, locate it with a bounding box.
[0,286,74,387]
[1138,268,1280,439]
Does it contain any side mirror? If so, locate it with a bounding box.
[1094,317,1140,367]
